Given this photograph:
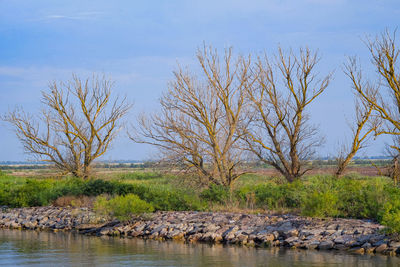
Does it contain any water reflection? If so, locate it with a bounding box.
[0,230,398,266]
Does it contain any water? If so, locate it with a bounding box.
[0,230,399,266]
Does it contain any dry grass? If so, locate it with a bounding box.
[53,195,95,208]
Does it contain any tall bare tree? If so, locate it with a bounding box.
[335,58,379,177]
[3,75,131,179]
[353,30,400,152]
[243,47,331,182]
[131,46,255,187]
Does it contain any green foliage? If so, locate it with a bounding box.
[0,179,57,207]
[377,185,400,233]
[237,180,305,210]
[301,190,339,217]
[200,184,230,204]
[0,176,206,211]
[94,194,154,221]
[126,183,207,211]
[117,171,163,181]
[3,171,400,233]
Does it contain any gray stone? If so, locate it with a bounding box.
[318,241,334,250]
[306,240,320,249]
[389,241,400,248]
[222,226,239,238]
[334,235,354,244]
[284,236,299,246]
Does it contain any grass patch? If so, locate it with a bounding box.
[1,170,400,233]
[94,194,154,221]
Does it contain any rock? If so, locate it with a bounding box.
[323,230,336,236]
[382,248,396,256]
[212,233,223,243]
[373,240,387,247]
[389,241,400,248]
[236,234,248,244]
[284,236,299,246]
[276,222,293,233]
[349,247,364,254]
[356,234,372,244]
[283,228,299,238]
[1,207,399,258]
[306,240,320,249]
[369,234,386,244]
[204,224,220,233]
[365,247,376,254]
[326,224,337,230]
[222,226,239,238]
[334,235,354,245]
[334,244,348,250]
[375,244,388,253]
[318,241,334,250]
[272,231,280,239]
[99,227,112,236]
[361,242,372,249]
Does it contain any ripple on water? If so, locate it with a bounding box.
[0,230,399,266]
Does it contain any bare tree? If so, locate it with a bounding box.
[349,29,400,182]
[131,46,255,188]
[3,75,131,179]
[335,58,379,177]
[243,47,331,182]
[354,30,400,150]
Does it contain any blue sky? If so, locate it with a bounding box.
[0,0,399,161]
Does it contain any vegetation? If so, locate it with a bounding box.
[94,194,154,221]
[2,30,400,233]
[1,169,400,232]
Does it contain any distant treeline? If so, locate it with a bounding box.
[0,159,392,171]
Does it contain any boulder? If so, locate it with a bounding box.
[318,241,334,250]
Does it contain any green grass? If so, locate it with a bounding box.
[1,169,400,233]
[94,194,154,221]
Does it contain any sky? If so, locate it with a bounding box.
[0,0,399,162]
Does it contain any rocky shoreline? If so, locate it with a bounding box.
[0,206,399,256]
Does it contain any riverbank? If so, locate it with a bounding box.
[0,206,399,256]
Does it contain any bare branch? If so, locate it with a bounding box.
[130,46,254,187]
[243,47,331,182]
[2,74,131,178]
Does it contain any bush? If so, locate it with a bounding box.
[301,190,339,217]
[94,194,154,221]
[127,183,207,211]
[4,179,58,207]
[377,185,400,233]
[200,184,230,204]
[81,179,118,196]
[249,180,304,210]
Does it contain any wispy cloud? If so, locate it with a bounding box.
[35,11,104,22]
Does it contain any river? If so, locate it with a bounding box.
[0,230,399,266]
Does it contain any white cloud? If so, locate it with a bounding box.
[37,11,105,22]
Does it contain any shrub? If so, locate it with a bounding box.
[301,190,339,217]
[377,185,400,233]
[94,194,154,221]
[82,179,117,196]
[8,179,58,207]
[200,184,230,204]
[250,180,304,210]
[128,184,206,211]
